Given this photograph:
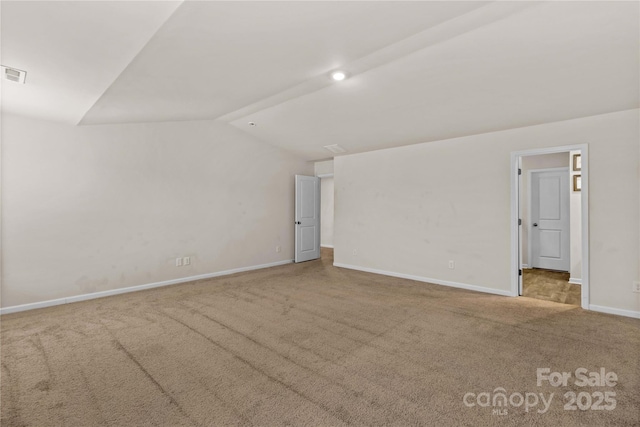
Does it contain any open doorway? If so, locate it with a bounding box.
[315,159,335,264]
[320,176,334,249]
[319,174,334,263]
[521,153,578,305]
[511,145,589,309]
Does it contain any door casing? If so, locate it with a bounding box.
[511,144,589,309]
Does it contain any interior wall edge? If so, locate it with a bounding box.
[588,304,640,320]
[0,259,293,315]
[333,262,514,298]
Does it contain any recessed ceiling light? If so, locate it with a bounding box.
[331,71,347,81]
[1,65,27,84]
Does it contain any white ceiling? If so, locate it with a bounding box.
[2,1,638,160]
[0,1,182,124]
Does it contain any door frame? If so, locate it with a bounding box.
[510,144,589,309]
[527,166,570,269]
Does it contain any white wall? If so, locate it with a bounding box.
[314,160,334,176]
[334,109,639,315]
[520,152,570,267]
[1,114,312,308]
[320,178,334,248]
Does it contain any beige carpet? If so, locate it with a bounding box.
[522,268,581,305]
[1,249,639,426]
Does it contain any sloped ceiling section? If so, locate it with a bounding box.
[0,1,183,124]
[228,1,640,160]
[79,1,487,125]
[2,1,638,160]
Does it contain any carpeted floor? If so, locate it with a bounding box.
[522,268,581,305]
[1,249,639,426]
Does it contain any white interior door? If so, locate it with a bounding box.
[531,169,570,271]
[295,175,320,262]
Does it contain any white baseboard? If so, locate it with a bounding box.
[521,264,530,269]
[588,304,640,319]
[333,263,513,297]
[321,244,334,249]
[568,277,582,285]
[0,260,293,315]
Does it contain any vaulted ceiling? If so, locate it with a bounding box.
[2,1,638,160]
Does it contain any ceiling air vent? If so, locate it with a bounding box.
[1,66,27,84]
[323,144,347,154]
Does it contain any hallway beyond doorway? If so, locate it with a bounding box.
[522,268,581,305]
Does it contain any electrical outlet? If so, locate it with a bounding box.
[183,256,191,266]
[633,281,640,293]
[448,260,455,269]
[175,257,182,267]
[276,246,281,253]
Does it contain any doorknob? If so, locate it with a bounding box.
[533,223,538,227]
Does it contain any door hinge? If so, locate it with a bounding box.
[518,168,522,175]
[519,269,522,276]
[518,218,522,226]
